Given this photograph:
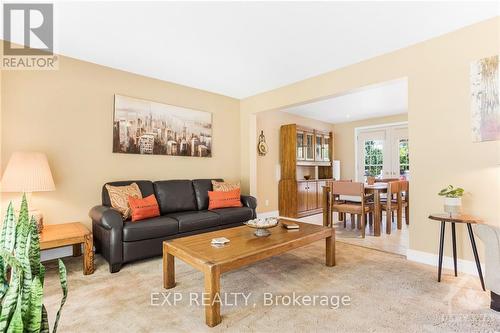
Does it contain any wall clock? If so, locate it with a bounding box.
[257,130,268,156]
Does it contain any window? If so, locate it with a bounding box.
[364,140,384,177]
[399,139,409,176]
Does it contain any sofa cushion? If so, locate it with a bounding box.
[102,180,154,207]
[123,216,179,242]
[154,180,198,214]
[192,179,223,210]
[128,194,160,222]
[105,182,142,220]
[208,189,243,210]
[212,180,240,192]
[167,210,220,233]
[211,207,253,226]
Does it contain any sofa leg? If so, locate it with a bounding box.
[110,263,122,273]
[491,292,500,312]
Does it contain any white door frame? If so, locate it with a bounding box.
[354,121,408,181]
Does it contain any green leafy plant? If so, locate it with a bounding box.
[0,194,67,332]
[438,185,465,198]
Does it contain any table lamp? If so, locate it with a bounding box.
[1,152,56,231]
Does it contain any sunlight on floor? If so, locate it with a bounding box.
[294,213,409,256]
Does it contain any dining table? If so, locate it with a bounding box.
[364,182,388,236]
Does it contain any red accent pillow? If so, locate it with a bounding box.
[208,189,243,210]
[128,194,160,222]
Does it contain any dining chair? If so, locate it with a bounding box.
[400,180,409,226]
[380,181,402,234]
[331,181,374,238]
[333,179,353,227]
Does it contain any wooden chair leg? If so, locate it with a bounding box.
[397,207,403,230]
[361,214,366,238]
[392,211,395,222]
[369,212,373,226]
[405,206,410,225]
[357,215,362,230]
[386,209,392,234]
[350,214,355,229]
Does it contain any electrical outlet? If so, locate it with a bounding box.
[265,199,269,206]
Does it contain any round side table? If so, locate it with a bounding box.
[428,213,485,291]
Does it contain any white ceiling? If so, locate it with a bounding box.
[12,2,500,98]
[282,79,408,124]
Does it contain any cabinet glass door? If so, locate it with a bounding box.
[322,136,330,161]
[315,135,323,161]
[305,132,314,160]
[296,132,304,160]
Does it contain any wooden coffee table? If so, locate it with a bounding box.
[163,219,335,327]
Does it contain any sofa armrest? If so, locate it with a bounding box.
[89,205,124,272]
[241,195,257,209]
[475,224,500,294]
[89,205,123,230]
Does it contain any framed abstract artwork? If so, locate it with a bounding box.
[470,55,500,142]
[113,95,212,157]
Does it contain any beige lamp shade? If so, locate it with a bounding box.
[1,152,56,193]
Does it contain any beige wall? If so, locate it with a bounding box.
[241,17,500,261]
[256,110,334,213]
[333,114,408,181]
[1,55,241,229]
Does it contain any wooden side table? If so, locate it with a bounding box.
[428,213,485,291]
[40,222,94,275]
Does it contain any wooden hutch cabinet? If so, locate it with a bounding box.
[279,124,335,218]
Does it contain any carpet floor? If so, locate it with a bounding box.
[42,242,499,332]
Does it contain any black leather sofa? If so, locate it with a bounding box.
[89,179,257,273]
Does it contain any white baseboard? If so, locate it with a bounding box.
[40,246,75,262]
[406,249,480,277]
[257,210,279,218]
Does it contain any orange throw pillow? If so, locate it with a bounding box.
[128,194,160,222]
[208,189,243,210]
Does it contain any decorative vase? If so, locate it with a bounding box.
[444,197,462,215]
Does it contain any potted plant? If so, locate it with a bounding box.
[0,195,68,332]
[438,185,464,215]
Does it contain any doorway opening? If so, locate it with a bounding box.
[259,78,409,256]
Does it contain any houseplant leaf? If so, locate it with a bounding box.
[6,294,23,333]
[2,202,17,254]
[14,195,34,322]
[40,305,49,333]
[0,271,21,332]
[28,217,41,278]
[52,260,67,333]
[26,276,43,333]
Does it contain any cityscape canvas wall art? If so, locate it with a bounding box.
[470,55,500,142]
[113,95,212,157]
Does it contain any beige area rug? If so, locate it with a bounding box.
[42,242,498,333]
